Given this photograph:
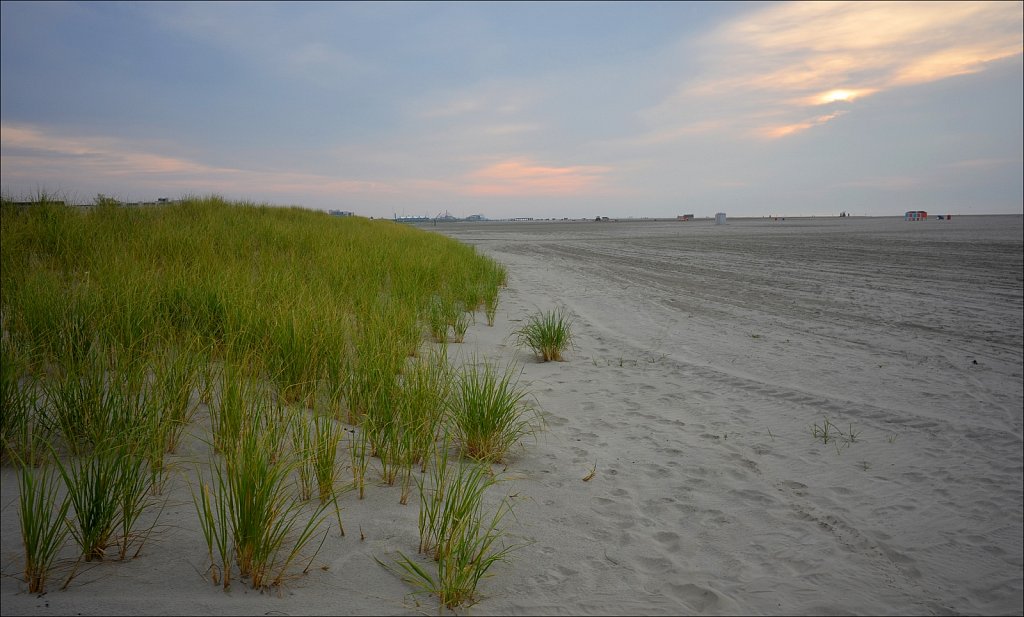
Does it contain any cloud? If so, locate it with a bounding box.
[420,96,485,118]
[462,158,611,196]
[1,123,387,199]
[1,123,609,210]
[415,79,539,119]
[798,88,879,106]
[147,3,374,93]
[757,110,847,139]
[833,174,923,190]
[283,42,370,89]
[647,1,1022,140]
[944,157,1023,171]
[1,124,213,175]
[479,123,541,136]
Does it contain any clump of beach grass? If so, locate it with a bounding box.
[426,294,452,343]
[481,258,508,327]
[451,308,471,343]
[226,425,326,589]
[290,412,316,502]
[349,425,371,500]
[140,339,205,494]
[149,337,205,453]
[209,354,266,455]
[811,416,839,445]
[383,440,517,609]
[16,460,70,593]
[513,306,575,362]
[192,464,232,588]
[395,349,453,503]
[194,397,329,590]
[1,334,47,466]
[46,350,164,563]
[311,414,347,536]
[55,446,132,562]
[447,358,539,463]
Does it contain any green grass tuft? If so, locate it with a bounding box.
[447,358,540,463]
[513,307,575,362]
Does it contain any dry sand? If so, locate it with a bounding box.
[2,214,1022,615]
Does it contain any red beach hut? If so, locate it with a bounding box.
[904,210,928,221]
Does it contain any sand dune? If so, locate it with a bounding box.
[2,215,1021,615]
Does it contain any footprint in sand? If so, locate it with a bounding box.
[664,582,731,613]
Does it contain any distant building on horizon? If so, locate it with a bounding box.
[394,214,430,223]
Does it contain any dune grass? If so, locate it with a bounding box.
[224,406,328,589]
[451,307,472,344]
[0,194,532,598]
[54,443,151,563]
[349,424,371,500]
[192,464,233,589]
[1,334,45,466]
[513,306,575,362]
[447,358,540,463]
[383,439,517,609]
[480,258,508,327]
[395,349,454,504]
[290,412,317,502]
[193,384,330,590]
[16,460,70,593]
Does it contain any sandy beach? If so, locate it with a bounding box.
[2,214,1022,615]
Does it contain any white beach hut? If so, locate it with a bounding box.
[715,212,727,225]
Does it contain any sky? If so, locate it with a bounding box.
[1,1,1021,220]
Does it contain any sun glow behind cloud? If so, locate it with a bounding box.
[808,88,877,105]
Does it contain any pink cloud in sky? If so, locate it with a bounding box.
[1,123,388,200]
[2,124,214,174]
[462,158,611,196]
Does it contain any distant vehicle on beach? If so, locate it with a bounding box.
[905,210,952,221]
